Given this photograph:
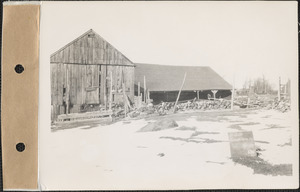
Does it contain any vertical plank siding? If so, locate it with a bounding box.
[57,63,64,105]
[50,30,134,121]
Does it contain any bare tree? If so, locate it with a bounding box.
[243,75,275,95]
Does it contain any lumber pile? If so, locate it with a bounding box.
[234,96,269,109]
[234,95,291,112]
[111,95,291,121]
[56,110,113,124]
[155,99,231,114]
[112,99,232,119]
[271,100,291,113]
[111,98,155,118]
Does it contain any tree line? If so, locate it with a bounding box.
[240,75,277,95]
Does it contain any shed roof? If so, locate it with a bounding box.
[135,63,232,91]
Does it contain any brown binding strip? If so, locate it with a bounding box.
[2,4,40,189]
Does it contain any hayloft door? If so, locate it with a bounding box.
[85,65,100,104]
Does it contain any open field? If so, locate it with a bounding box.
[42,109,295,190]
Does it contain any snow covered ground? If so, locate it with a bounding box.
[39,109,298,190]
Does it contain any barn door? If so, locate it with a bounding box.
[85,65,100,104]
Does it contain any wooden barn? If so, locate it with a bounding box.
[51,29,135,121]
[134,63,232,104]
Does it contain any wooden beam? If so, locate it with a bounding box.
[288,79,291,104]
[231,77,235,110]
[104,66,107,110]
[66,65,70,115]
[81,67,84,105]
[137,82,141,108]
[173,72,187,113]
[125,94,133,110]
[122,83,127,117]
[138,82,140,97]
[109,71,113,110]
[278,77,281,101]
[140,93,143,106]
[284,83,287,94]
[247,84,251,108]
[144,76,147,103]
[147,89,150,102]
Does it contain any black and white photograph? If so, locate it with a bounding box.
[39,1,298,190]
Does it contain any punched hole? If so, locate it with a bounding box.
[15,64,24,74]
[16,143,25,152]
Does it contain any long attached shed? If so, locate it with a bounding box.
[134,63,232,104]
[51,29,135,121]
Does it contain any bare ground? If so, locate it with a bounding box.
[43,108,295,189]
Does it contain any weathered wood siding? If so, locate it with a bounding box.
[50,30,133,65]
[50,30,134,121]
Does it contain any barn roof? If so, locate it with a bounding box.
[135,63,232,91]
[50,29,134,65]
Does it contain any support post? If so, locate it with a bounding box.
[284,81,287,96]
[81,70,84,105]
[109,71,113,110]
[147,89,150,103]
[231,77,235,110]
[122,83,127,117]
[173,72,187,113]
[66,65,70,115]
[104,67,107,111]
[144,76,146,103]
[247,85,251,108]
[278,77,281,101]
[212,90,218,101]
[247,98,250,108]
[138,82,141,97]
[137,82,141,108]
[288,79,291,103]
[140,93,143,106]
[197,91,200,100]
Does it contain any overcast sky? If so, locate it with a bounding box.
[41,1,297,89]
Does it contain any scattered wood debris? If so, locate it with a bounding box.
[138,119,178,132]
[155,99,232,114]
[234,95,290,112]
[271,100,291,113]
[110,95,290,122]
